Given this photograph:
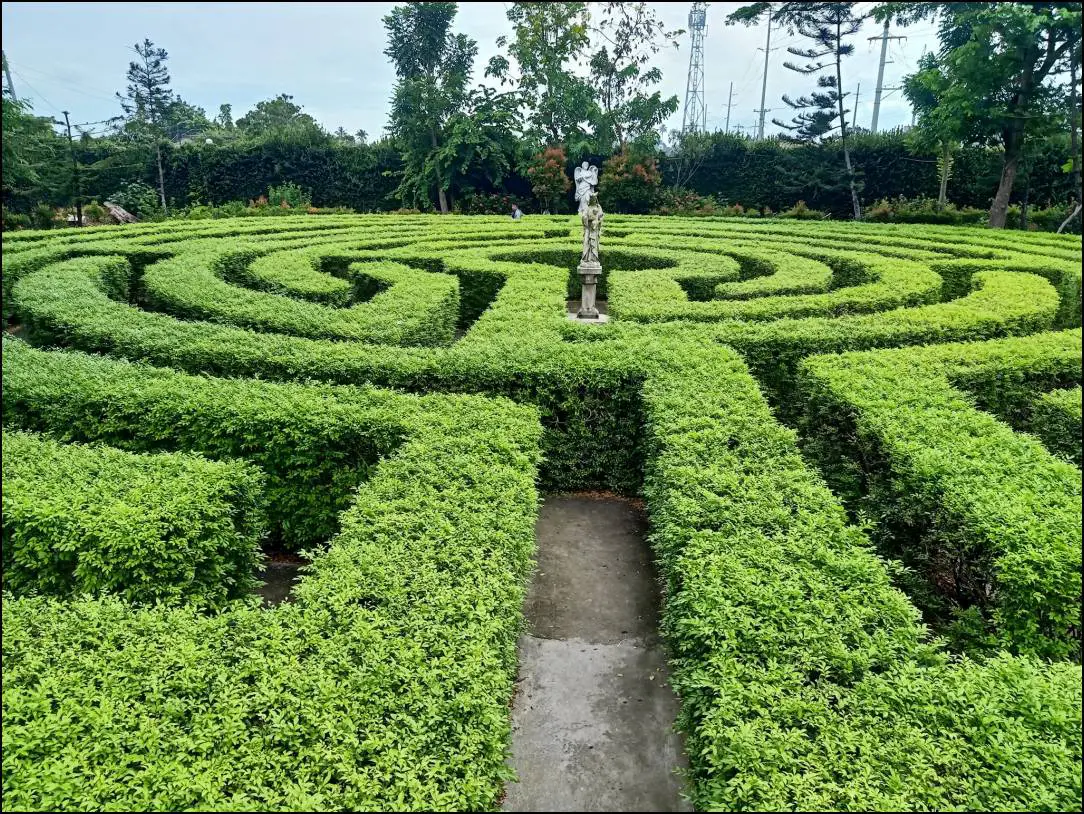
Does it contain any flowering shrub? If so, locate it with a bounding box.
[267,182,311,210]
[599,151,661,214]
[650,187,720,216]
[525,146,572,213]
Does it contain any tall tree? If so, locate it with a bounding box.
[485,2,596,152]
[730,2,865,220]
[236,94,327,143]
[881,2,1082,228]
[214,103,234,131]
[384,2,476,213]
[2,96,67,211]
[588,1,682,153]
[116,38,173,213]
[903,52,964,210]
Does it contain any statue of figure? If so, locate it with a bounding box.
[574,161,599,215]
[580,193,604,266]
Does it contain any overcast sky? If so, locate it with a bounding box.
[2,2,941,140]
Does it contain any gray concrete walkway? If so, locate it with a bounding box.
[502,495,691,812]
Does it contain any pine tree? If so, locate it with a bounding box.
[116,39,174,214]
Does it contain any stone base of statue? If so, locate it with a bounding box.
[576,261,604,320]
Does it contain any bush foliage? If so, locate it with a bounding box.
[2,213,1081,810]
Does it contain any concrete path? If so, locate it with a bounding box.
[503,495,691,812]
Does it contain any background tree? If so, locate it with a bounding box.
[485,2,596,152]
[882,2,1082,228]
[214,103,234,131]
[903,52,964,210]
[2,97,67,213]
[436,85,522,206]
[730,2,865,220]
[384,2,476,213]
[236,94,327,143]
[115,38,175,213]
[588,2,682,154]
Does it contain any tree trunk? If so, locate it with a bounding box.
[1018,173,1030,230]
[155,142,168,216]
[1069,51,1081,213]
[835,24,861,221]
[429,127,449,214]
[937,141,952,211]
[989,132,1022,228]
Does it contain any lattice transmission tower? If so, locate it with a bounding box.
[682,2,708,134]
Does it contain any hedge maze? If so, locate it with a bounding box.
[2,214,1081,811]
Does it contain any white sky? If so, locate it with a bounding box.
[2,2,941,139]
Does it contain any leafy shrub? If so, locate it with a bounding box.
[777,199,828,220]
[599,150,662,214]
[650,187,720,216]
[2,338,405,549]
[459,191,520,215]
[2,429,265,609]
[109,180,165,221]
[267,181,311,210]
[1029,386,1083,467]
[865,195,989,226]
[30,202,57,230]
[2,205,32,231]
[798,331,1082,660]
[524,146,572,213]
[2,365,543,811]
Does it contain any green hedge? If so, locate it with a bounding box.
[798,331,1083,661]
[2,351,543,811]
[4,215,1083,810]
[1031,387,1083,467]
[639,339,1082,811]
[2,429,265,610]
[1,338,404,550]
[141,246,459,346]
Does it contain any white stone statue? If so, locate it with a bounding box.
[580,193,604,267]
[574,161,599,215]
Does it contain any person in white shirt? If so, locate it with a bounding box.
[511,204,523,220]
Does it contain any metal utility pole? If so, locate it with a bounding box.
[2,50,17,101]
[754,15,775,139]
[852,83,860,129]
[61,111,83,227]
[725,81,734,133]
[869,19,905,133]
[682,2,709,134]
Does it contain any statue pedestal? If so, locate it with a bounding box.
[577,261,602,319]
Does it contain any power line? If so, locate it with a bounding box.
[755,15,777,139]
[869,19,906,133]
[5,59,118,104]
[8,68,63,116]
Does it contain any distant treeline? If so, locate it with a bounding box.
[61,131,1073,218]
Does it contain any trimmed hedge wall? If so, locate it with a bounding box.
[2,338,404,550]
[2,429,265,610]
[2,349,543,811]
[1031,386,1083,467]
[798,331,1083,661]
[3,214,1082,810]
[640,339,1082,811]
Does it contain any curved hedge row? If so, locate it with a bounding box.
[798,331,1083,661]
[2,340,543,811]
[3,214,1082,811]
